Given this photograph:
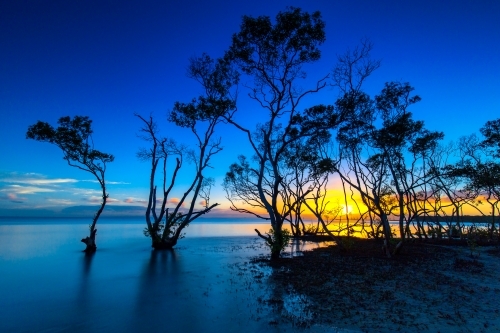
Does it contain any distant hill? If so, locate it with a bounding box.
[61,205,144,216]
[0,205,144,218]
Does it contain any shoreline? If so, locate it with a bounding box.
[252,239,500,332]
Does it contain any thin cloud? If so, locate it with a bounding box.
[1,193,27,203]
[169,198,181,204]
[153,197,186,207]
[7,193,18,201]
[124,197,147,204]
[0,172,78,185]
[200,208,263,220]
[0,171,132,211]
[86,196,119,203]
[3,178,78,185]
[46,198,76,205]
[86,196,102,204]
[167,198,186,208]
[71,188,101,196]
[81,180,131,185]
[0,173,128,186]
[3,184,55,194]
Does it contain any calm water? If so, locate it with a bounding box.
[0,218,337,333]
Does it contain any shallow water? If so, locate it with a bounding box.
[0,219,338,333]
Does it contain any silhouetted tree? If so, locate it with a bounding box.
[417,142,470,237]
[301,162,346,247]
[333,83,444,255]
[26,116,114,253]
[137,54,237,249]
[373,83,444,244]
[326,42,393,253]
[222,7,338,259]
[481,118,500,158]
[479,119,500,237]
[280,136,350,246]
[446,122,500,239]
[280,139,319,236]
[325,41,447,255]
[332,38,381,94]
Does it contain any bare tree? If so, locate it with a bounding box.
[446,124,500,239]
[302,168,346,246]
[332,38,381,94]
[330,44,395,254]
[328,40,448,256]
[421,142,468,236]
[137,54,237,249]
[481,118,500,158]
[330,82,444,256]
[26,116,114,253]
[280,139,323,236]
[136,114,218,248]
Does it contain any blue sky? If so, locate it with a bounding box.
[1,0,499,218]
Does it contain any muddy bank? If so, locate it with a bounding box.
[252,239,500,333]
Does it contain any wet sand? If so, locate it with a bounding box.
[256,239,500,333]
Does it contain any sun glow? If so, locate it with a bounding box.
[319,188,368,217]
[341,205,353,215]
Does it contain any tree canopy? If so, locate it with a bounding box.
[26,115,114,252]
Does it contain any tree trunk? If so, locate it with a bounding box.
[81,228,97,253]
[393,240,404,255]
[152,237,178,250]
[255,228,284,260]
[380,214,392,258]
[270,249,281,260]
[489,200,496,240]
[82,187,107,253]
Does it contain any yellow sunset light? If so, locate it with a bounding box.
[341,205,353,215]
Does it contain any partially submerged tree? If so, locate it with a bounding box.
[138,53,237,249]
[222,7,338,259]
[26,116,114,253]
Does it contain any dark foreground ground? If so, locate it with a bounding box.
[251,238,500,333]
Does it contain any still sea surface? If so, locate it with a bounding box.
[0,217,336,333]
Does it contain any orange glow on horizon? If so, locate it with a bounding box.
[217,186,493,222]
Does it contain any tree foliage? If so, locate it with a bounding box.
[26,115,114,252]
[26,116,114,170]
[222,7,336,259]
[138,53,236,249]
[480,118,500,158]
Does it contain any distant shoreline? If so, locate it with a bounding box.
[0,216,267,223]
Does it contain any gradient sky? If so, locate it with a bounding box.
[1,0,499,218]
